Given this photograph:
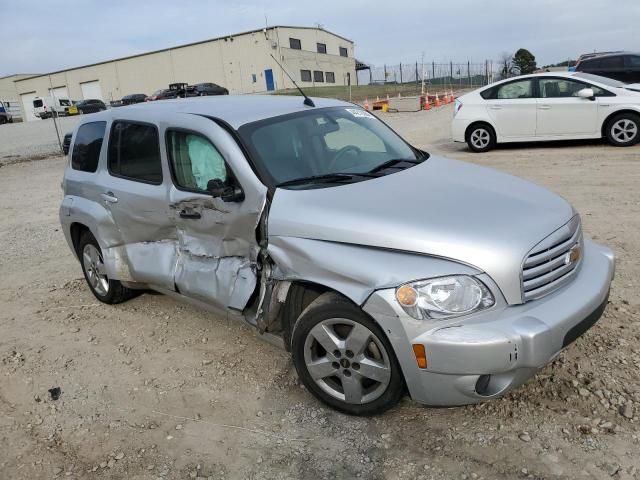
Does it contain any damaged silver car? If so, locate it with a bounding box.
[60,95,615,415]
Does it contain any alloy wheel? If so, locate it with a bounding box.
[611,119,638,143]
[470,128,491,149]
[82,244,109,296]
[303,318,391,405]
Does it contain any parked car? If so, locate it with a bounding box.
[33,96,73,118]
[0,101,13,124]
[145,89,176,101]
[60,96,614,415]
[452,71,640,152]
[192,82,229,96]
[75,99,107,114]
[121,93,147,105]
[574,52,640,83]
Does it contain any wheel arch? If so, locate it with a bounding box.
[465,120,497,142]
[69,222,92,258]
[601,109,640,137]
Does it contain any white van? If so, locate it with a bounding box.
[33,96,73,119]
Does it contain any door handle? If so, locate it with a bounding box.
[179,210,201,220]
[538,105,551,110]
[100,191,118,203]
[489,105,502,110]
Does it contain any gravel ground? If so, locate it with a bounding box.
[1,105,639,479]
[0,116,81,163]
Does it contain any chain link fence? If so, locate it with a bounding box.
[356,61,495,96]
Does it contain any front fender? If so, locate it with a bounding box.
[267,236,481,306]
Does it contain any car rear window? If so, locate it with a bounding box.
[108,121,162,184]
[33,99,43,108]
[72,121,106,173]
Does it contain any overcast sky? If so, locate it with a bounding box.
[1,0,638,76]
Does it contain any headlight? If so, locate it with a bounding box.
[395,275,494,320]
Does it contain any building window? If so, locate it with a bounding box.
[251,74,257,83]
[339,47,348,57]
[300,70,312,82]
[317,43,327,54]
[289,38,301,50]
[325,72,335,83]
[313,71,324,83]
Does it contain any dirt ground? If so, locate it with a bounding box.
[1,105,639,480]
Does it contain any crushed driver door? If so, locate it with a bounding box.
[162,114,267,314]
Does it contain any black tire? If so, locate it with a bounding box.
[605,112,640,147]
[466,123,496,153]
[291,292,404,415]
[77,231,137,304]
[0,116,7,125]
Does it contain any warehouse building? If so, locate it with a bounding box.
[14,25,356,121]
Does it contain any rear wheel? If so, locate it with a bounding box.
[0,116,6,125]
[78,231,137,304]
[605,113,640,147]
[291,293,404,415]
[466,123,496,152]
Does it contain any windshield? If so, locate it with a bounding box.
[573,72,626,88]
[239,107,422,188]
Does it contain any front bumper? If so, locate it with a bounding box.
[363,239,615,406]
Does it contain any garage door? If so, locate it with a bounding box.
[80,81,103,100]
[49,86,69,100]
[20,92,38,122]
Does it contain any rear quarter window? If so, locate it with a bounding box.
[71,122,106,173]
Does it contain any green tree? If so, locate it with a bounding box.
[512,48,537,74]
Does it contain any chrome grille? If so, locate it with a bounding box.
[522,216,582,302]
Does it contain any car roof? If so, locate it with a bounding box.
[91,95,352,128]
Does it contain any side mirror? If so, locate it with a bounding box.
[207,179,244,202]
[577,88,595,100]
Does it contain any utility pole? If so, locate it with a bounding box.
[421,52,425,95]
[47,75,63,154]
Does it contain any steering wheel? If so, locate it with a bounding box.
[328,145,362,171]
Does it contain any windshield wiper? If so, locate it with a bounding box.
[368,158,422,174]
[276,172,376,188]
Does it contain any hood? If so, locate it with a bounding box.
[268,156,575,304]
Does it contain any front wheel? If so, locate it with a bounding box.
[466,123,496,152]
[291,293,404,415]
[606,113,640,147]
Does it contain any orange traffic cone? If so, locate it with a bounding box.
[444,92,450,105]
[450,91,455,103]
[434,93,441,108]
[423,93,431,110]
[364,98,370,111]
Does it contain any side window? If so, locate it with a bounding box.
[72,121,106,172]
[167,130,227,192]
[601,56,623,69]
[495,79,534,99]
[539,78,586,98]
[324,117,386,153]
[626,56,640,67]
[108,121,162,184]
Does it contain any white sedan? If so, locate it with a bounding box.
[452,72,640,152]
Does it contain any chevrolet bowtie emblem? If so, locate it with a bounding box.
[565,244,581,265]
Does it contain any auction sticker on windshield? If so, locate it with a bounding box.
[346,108,375,119]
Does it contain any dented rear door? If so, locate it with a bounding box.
[162,114,267,313]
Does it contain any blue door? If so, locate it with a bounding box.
[265,69,274,91]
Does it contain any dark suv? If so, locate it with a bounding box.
[122,94,147,105]
[575,52,640,83]
[192,82,229,96]
[76,99,107,114]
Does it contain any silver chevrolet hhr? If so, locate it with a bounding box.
[60,95,615,415]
